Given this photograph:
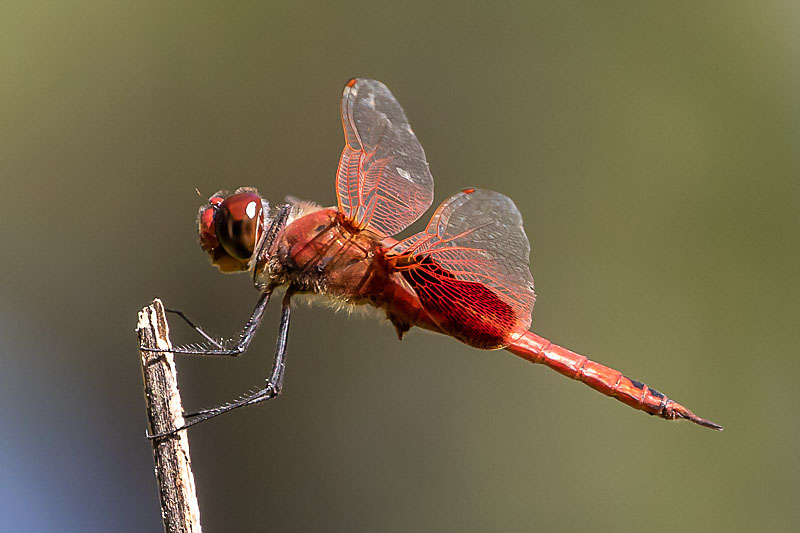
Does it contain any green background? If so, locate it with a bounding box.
[2,2,797,531]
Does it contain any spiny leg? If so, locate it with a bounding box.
[149,290,294,439]
[178,291,293,425]
[142,288,273,357]
[163,308,220,347]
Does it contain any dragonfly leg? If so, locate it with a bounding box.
[148,291,293,439]
[162,308,222,348]
[141,287,274,357]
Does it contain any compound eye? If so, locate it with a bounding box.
[214,192,263,261]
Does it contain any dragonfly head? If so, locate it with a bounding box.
[197,188,270,272]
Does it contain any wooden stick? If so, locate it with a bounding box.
[137,299,202,533]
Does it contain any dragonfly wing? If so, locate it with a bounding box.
[337,78,434,236]
[394,188,535,349]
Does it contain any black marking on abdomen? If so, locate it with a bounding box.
[649,388,665,400]
[626,377,645,390]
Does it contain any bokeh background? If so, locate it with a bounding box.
[2,2,798,531]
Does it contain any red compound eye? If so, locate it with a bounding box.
[214,192,263,261]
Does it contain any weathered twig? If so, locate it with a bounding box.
[137,299,202,533]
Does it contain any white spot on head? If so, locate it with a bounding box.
[246,201,258,219]
[396,167,411,180]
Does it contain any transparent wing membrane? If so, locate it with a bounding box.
[336,78,434,236]
[395,189,535,348]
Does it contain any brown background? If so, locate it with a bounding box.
[1,2,797,531]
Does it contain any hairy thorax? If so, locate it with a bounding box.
[256,207,437,338]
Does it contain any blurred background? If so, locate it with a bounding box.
[1,2,798,531]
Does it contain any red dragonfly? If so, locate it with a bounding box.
[148,78,721,434]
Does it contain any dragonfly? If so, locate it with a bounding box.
[145,78,721,435]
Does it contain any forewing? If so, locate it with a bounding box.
[394,189,535,348]
[337,78,434,236]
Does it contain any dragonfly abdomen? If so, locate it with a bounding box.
[507,331,722,430]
